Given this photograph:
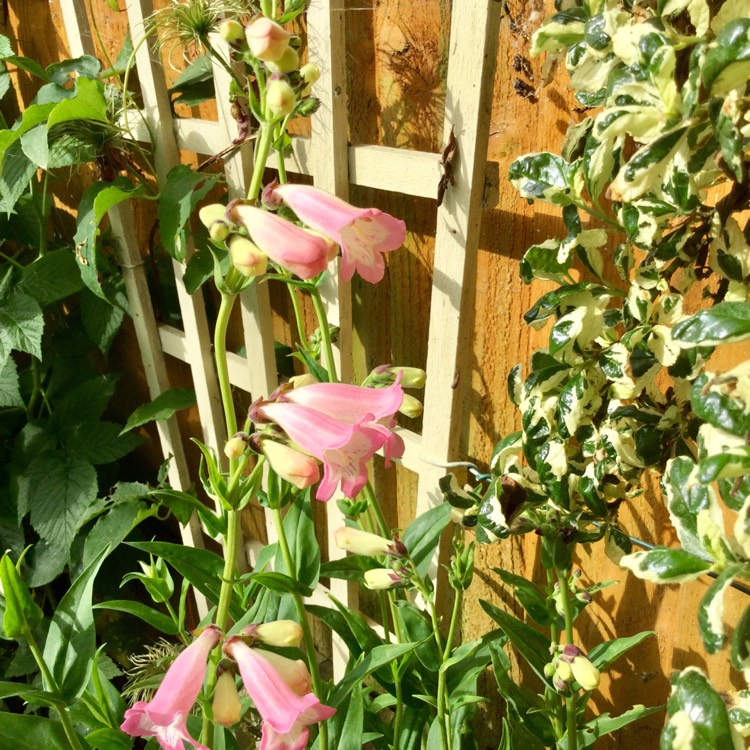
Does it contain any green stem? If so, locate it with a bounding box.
[271,507,329,750]
[286,284,309,350]
[26,630,86,750]
[360,482,389,537]
[0,249,23,269]
[214,292,239,440]
[557,567,578,750]
[387,594,405,749]
[275,122,288,184]
[309,285,338,383]
[248,122,275,201]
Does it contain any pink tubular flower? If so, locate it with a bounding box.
[284,380,405,465]
[271,184,406,283]
[224,638,335,750]
[121,626,221,750]
[232,204,330,279]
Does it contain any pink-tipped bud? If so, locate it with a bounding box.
[265,46,299,74]
[260,438,320,489]
[335,527,393,557]
[245,17,292,62]
[261,179,284,210]
[255,649,312,695]
[224,436,247,460]
[219,19,245,46]
[253,619,304,648]
[212,670,242,727]
[570,655,600,691]
[228,235,268,277]
[266,78,297,117]
[364,568,407,590]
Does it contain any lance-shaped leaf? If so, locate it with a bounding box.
[673,301,750,347]
[702,18,750,96]
[620,548,712,584]
[698,564,743,654]
[0,552,43,639]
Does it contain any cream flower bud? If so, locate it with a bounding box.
[219,19,245,46]
[260,439,320,489]
[399,393,423,418]
[265,46,300,74]
[255,649,312,695]
[335,527,392,557]
[254,619,304,648]
[212,670,242,727]
[199,203,227,228]
[570,655,600,691]
[390,366,426,389]
[245,17,292,62]
[224,436,247,460]
[266,78,297,117]
[364,568,405,590]
[228,235,268,277]
[300,63,320,85]
[555,660,573,682]
[289,373,319,389]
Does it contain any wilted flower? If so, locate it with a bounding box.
[270,183,406,283]
[245,17,292,62]
[121,626,221,750]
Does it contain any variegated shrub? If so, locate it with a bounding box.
[447,0,750,747]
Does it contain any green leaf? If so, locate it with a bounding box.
[480,600,550,683]
[520,240,570,284]
[698,564,742,654]
[731,604,750,673]
[46,77,106,128]
[17,251,83,305]
[402,502,452,576]
[45,56,101,84]
[672,302,750,346]
[0,713,83,750]
[620,548,712,584]
[250,571,313,597]
[509,152,581,207]
[701,18,750,95]
[62,420,143,465]
[336,683,364,750]
[0,552,44,639]
[492,567,552,626]
[158,165,222,262]
[661,668,737,749]
[279,489,320,590]
[0,290,43,359]
[43,546,109,702]
[329,642,421,708]
[0,357,23,408]
[573,705,663,748]
[588,631,654,671]
[394,599,441,671]
[23,451,98,551]
[80,288,125,355]
[93,600,179,634]
[170,54,215,106]
[691,373,750,437]
[20,126,48,170]
[0,141,37,214]
[319,555,375,581]
[121,387,197,433]
[699,449,750,483]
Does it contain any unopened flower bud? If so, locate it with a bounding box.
[210,221,230,242]
[543,661,556,679]
[213,670,242,726]
[390,366,426,389]
[553,674,569,692]
[256,649,312,695]
[335,527,397,557]
[199,203,228,229]
[224,436,247,460]
[228,235,268,277]
[246,17,292,62]
[289,373,318,389]
[301,228,339,261]
[399,393,423,418]
[555,660,573,682]
[266,78,297,117]
[364,568,407,590]
[219,19,245,46]
[261,179,284,210]
[299,63,320,85]
[570,655,600,691]
[253,619,303,648]
[260,439,320,489]
[265,46,299,74]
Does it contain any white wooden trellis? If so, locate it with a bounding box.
[60,0,499,677]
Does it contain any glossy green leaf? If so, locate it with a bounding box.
[492,567,552,626]
[672,302,750,347]
[93,600,179,634]
[701,18,750,95]
[588,631,654,671]
[121,388,197,433]
[17,251,83,306]
[620,548,712,584]
[0,712,83,749]
[402,502,452,576]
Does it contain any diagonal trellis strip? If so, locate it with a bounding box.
[415,0,501,580]
[59,0,206,562]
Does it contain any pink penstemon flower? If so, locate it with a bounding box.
[232,204,332,280]
[223,637,335,750]
[120,625,221,750]
[270,183,406,283]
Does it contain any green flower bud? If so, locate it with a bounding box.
[265,47,300,75]
[299,63,320,85]
[219,19,245,46]
[399,393,423,418]
[224,436,247,460]
[0,552,43,639]
[266,78,297,117]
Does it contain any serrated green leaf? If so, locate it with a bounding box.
[0,140,37,214]
[121,387,196,433]
[80,287,125,355]
[23,451,98,551]
[46,77,106,128]
[61,420,143,465]
[43,546,109,702]
[673,302,750,346]
[17,251,84,305]
[0,290,43,359]
[93,600,179,634]
[0,356,23,407]
[0,713,82,749]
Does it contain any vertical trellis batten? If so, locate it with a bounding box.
[306,0,357,678]
[416,0,501,580]
[125,0,227,482]
[59,0,206,558]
